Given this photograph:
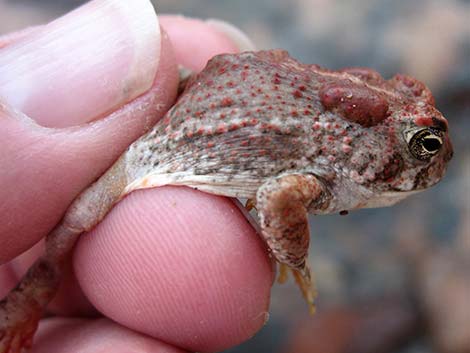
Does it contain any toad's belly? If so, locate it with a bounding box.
[123,171,264,199]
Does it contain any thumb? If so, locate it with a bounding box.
[0,0,162,128]
[0,0,179,263]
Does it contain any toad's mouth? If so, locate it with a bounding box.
[361,189,422,209]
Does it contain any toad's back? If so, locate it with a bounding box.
[124,50,354,197]
[124,51,319,195]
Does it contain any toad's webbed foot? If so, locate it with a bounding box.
[0,307,38,353]
[0,258,61,353]
[292,263,317,314]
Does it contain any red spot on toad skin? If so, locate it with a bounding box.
[319,81,390,127]
[229,123,239,131]
[342,144,352,153]
[216,123,227,134]
[377,155,404,182]
[220,97,234,107]
[293,90,303,99]
[415,116,433,127]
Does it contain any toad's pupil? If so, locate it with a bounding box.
[423,137,442,152]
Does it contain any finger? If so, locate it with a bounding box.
[159,15,255,70]
[75,188,273,353]
[33,318,187,353]
[0,0,179,263]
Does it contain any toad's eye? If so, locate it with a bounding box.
[406,128,443,161]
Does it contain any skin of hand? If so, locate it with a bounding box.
[0,1,273,352]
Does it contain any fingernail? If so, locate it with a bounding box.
[205,19,256,52]
[0,0,161,128]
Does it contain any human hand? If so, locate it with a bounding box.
[0,1,272,352]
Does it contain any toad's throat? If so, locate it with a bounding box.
[360,190,422,209]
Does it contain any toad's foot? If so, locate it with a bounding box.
[292,263,317,315]
[277,263,289,284]
[0,298,42,353]
[277,263,317,314]
[245,199,257,212]
[0,257,63,353]
[256,173,327,314]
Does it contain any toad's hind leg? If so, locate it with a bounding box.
[256,173,326,314]
[0,156,131,353]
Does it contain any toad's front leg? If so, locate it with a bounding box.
[256,173,328,314]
